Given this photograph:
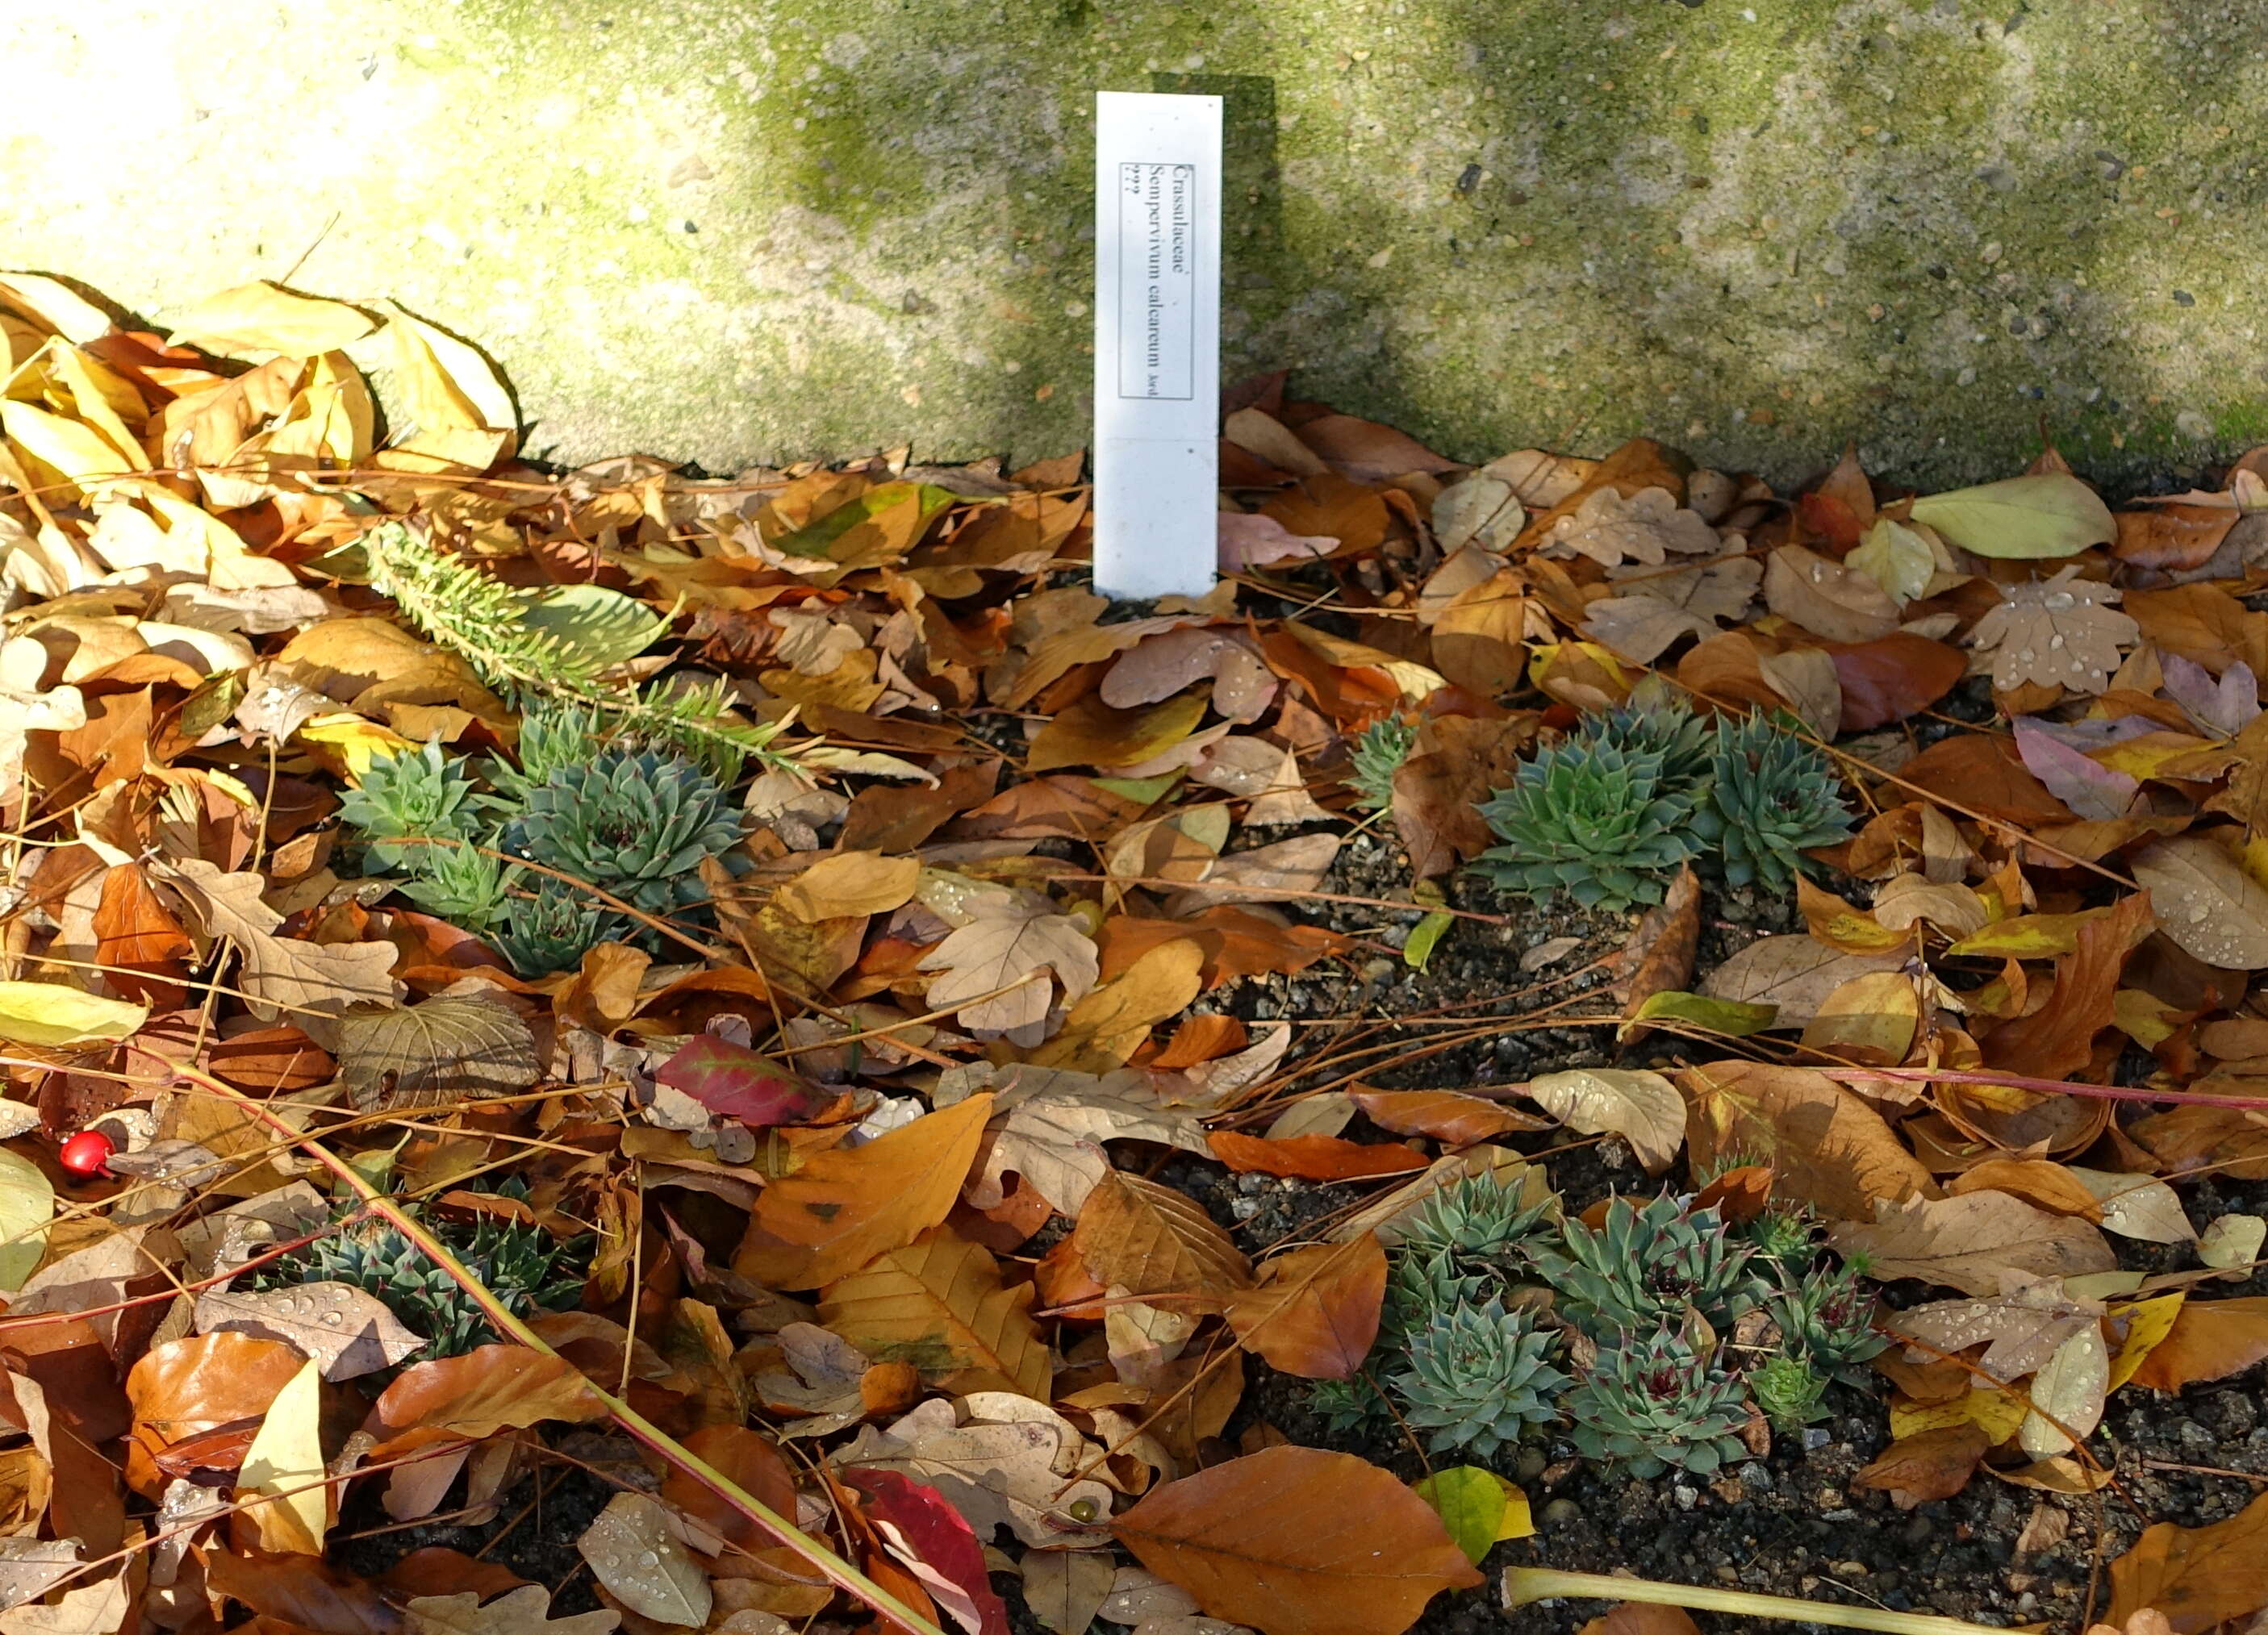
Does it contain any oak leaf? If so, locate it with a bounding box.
[1111,1445,1481,1635]
[919,908,1099,1036]
[971,1091,1209,1215]
[158,857,400,1020]
[1540,486,1715,568]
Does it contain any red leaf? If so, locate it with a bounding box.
[842,1468,1009,1635]
[657,1035,833,1127]
[1827,632,1967,731]
[1207,1132,1430,1180]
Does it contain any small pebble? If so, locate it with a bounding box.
[1541,1498,1582,1527]
[1802,1429,1832,1451]
[1515,1447,1548,1483]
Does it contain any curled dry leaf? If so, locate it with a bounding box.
[1681,1061,1935,1223]
[1111,1445,1481,1635]
[1520,1069,1683,1174]
[577,1493,712,1629]
[158,857,402,1020]
[845,1466,1012,1635]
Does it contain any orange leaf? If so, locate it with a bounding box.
[2126,1297,2268,1391]
[2108,1489,2268,1633]
[1827,632,1967,732]
[1350,1090,1542,1146]
[662,1424,800,1554]
[1226,1236,1388,1380]
[365,1345,607,1458]
[734,1094,993,1290]
[1112,1445,1482,1635]
[1580,1607,1704,1635]
[126,1333,305,1499]
[1690,1165,1775,1225]
[1208,1132,1430,1181]
[1071,1170,1253,1304]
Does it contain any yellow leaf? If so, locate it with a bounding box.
[820,1227,1053,1399]
[2109,1294,2187,1392]
[381,306,516,435]
[0,399,140,490]
[0,1150,53,1291]
[167,282,374,358]
[1890,1387,2026,1445]
[0,273,115,344]
[0,980,148,1047]
[777,852,921,924]
[1027,939,1205,1071]
[264,352,374,466]
[236,1358,328,1554]
[298,714,420,780]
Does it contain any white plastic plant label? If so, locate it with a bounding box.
[1092,90,1222,600]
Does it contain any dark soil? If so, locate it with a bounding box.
[1106,824,2268,1635]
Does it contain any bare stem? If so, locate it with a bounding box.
[1501,1568,2015,1635]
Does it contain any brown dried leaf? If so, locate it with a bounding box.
[1072,1170,1254,1304]
[333,994,538,1112]
[1224,1236,1386,1382]
[194,1281,426,1381]
[159,857,401,1020]
[2107,1488,2268,1633]
[919,909,1100,1036]
[1522,1068,1683,1174]
[1680,1061,1934,1221]
[577,1493,711,1628]
[820,1228,1053,1401]
[1965,569,2137,696]
[1764,545,1900,644]
[1540,487,1715,569]
[365,1346,608,1459]
[776,851,921,923]
[1827,1193,2116,1297]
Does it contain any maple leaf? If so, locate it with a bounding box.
[918,906,1100,1036]
[1965,567,2138,695]
[1539,486,1717,568]
[407,1586,620,1635]
[1889,1285,2106,1383]
[971,1089,1209,1215]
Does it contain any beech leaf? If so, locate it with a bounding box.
[1520,1069,1683,1174]
[576,1494,711,1628]
[1112,1445,1482,1635]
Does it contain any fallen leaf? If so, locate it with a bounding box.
[332,994,538,1112]
[1909,473,2115,559]
[1520,1069,1683,1174]
[194,1281,426,1380]
[1071,1170,1254,1304]
[167,282,374,357]
[406,1586,620,1635]
[735,1094,994,1290]
[1112,1445,1482,1635]
[2107,1488,2268,1633]
[126,1332,306,1500]
[919,908,1100,1036]
[0,1151,53,1291]
[655,1036,833,1128]
[846,1467,1011,1635]
[1541,486,1716,568]
[1764,545,1901,643]
[2019,1323,2108,1458]
[839,1396,1117,1548]
[778,851,921,922]
[1348,1091,1540,1146]
[1827,1193,2116,1297]
[160,857,401,1020]
[0,981,146,1049]
[821,1228,1053,1400]
[1577,1608,1700,1635]
[365,1346,607,1459]
[577,1493,712,1628]
[1219,513,1337,571]
[1411,1467,1532,1567]
[1849,1424,1990,1508]
[237,1358,327,1554]
[972,1091,1209,1215]
[1890,1285,2105,1383]
[2127,1297,2268,1391]
[2129,835,2268,970]
[1698,937,1905,1028]
[1207,1132,1429,1182]
[1225,1236,1386,1380]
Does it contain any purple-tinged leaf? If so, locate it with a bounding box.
[2012,719,2141,821]
[657,1034,832,1127]
[2162,654,2261,739]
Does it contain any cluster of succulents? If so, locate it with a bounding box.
[257,1193,587,1364]
[1311,1176,1884,1476]
[1472,692,1854,913]
[338,702,749,975]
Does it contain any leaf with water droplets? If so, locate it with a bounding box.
[1965,568,2137,696]
[2130,835,2268,971]
[576,1494,711,1628]
[194,1279,427,1381]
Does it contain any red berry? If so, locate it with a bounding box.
[59,1130,114,1178]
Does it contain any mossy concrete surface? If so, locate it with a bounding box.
[7,0,2267,486]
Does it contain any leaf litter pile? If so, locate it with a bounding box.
[3,275,2268,1635]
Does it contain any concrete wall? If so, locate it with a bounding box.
[7,0,2266,487]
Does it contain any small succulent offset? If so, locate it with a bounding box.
[499,747,746,917]
[1692,713,1856,894]
[261,1197,586,1363]
[1563,1324,1752,1479]
[340,742,500,872]
[1389,1300,1570,1458]
[490,877,632,978]
[1472,727,1704,914]
[1347,716,1419,813]
[1399,1173,1556,1267]
[1749,1353,1831,1432]
[1527,1195,1762,1340]
[1769,1257,1886,1384]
